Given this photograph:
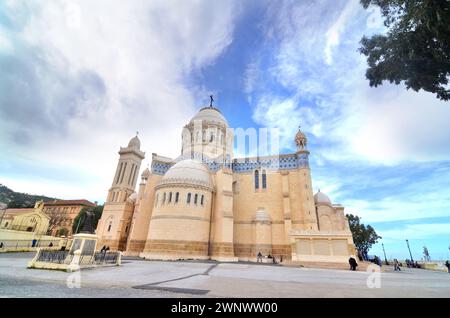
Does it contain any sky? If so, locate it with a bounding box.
[1,0,449,260]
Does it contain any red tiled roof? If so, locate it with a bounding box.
[3,208,35,217]
[43,200,97,207]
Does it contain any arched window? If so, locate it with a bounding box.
[175,192,179,203]
[125,223,129,233]
[196,131,200,142]
[168,192,172,203]
[262,170,267,189]
[187,193,191,204]
[201,195,204,205]
[194,194,198,204]
[202,130,206,142]
[107,222,112,232]
[163,192,166,204]
[210,132,214,142]
[254,170,259,189]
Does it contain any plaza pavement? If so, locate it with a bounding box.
[0,252,449,298]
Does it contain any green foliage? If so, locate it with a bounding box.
[72,205,104,234]
[56,228,69,237]
[0,184,57,208]
[346,214,382,255]
[359,0,450,101]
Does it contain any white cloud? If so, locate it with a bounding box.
[344,193,450,224]
[378,223,450,241]
[339,84,450,164]
[0,0,239,200]
[0,28,13,53]
[250,0,450,165]
[324,0,359,65]
[252,96,300,146]
[244,62,259,95]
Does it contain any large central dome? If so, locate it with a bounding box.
[159,159,213,189]
[190,107,228,126]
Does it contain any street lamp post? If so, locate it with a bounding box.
[406,239,414,263]
[382,243,389,265]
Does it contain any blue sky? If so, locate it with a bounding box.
[0,0,449,260]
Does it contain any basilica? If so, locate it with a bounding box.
[96,103,356,263]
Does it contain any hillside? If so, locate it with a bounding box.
[0,184,57,208]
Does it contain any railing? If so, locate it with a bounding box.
[0,239,60,249]
[36,250,71,264]
[93,251,120,265]
[31,249,120,266]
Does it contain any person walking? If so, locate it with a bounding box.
[445,260,450,273]
[349,257,358,271]
[257,252,263,263]
[394,259,401,271]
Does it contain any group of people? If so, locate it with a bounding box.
[256,252,282,264]
[100,245,110,253]
[405,259,420,268]
[356,255,450,273]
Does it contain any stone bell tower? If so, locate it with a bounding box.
[107,134,145,203]
[292,127,318,231]
[96,134,145,251]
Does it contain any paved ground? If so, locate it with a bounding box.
[1,253,449,298]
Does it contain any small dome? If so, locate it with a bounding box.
[128,135,141,149]
[159,159,213,189]
[295,127,307,150]
[296,130,306,139]
[314,190,331,205]
[190,107,228,126]
[141,168,150,179]
[127,192,138,203]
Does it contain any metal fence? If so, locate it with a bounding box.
[93,251,120,265]
[32,249,119,266]
[36,250,72,264]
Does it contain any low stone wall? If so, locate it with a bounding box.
[0,229,70,253]
[420,262,448,272]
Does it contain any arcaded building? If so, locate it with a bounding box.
[96,104,356,263]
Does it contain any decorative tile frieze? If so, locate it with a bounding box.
[232,153,309,173]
